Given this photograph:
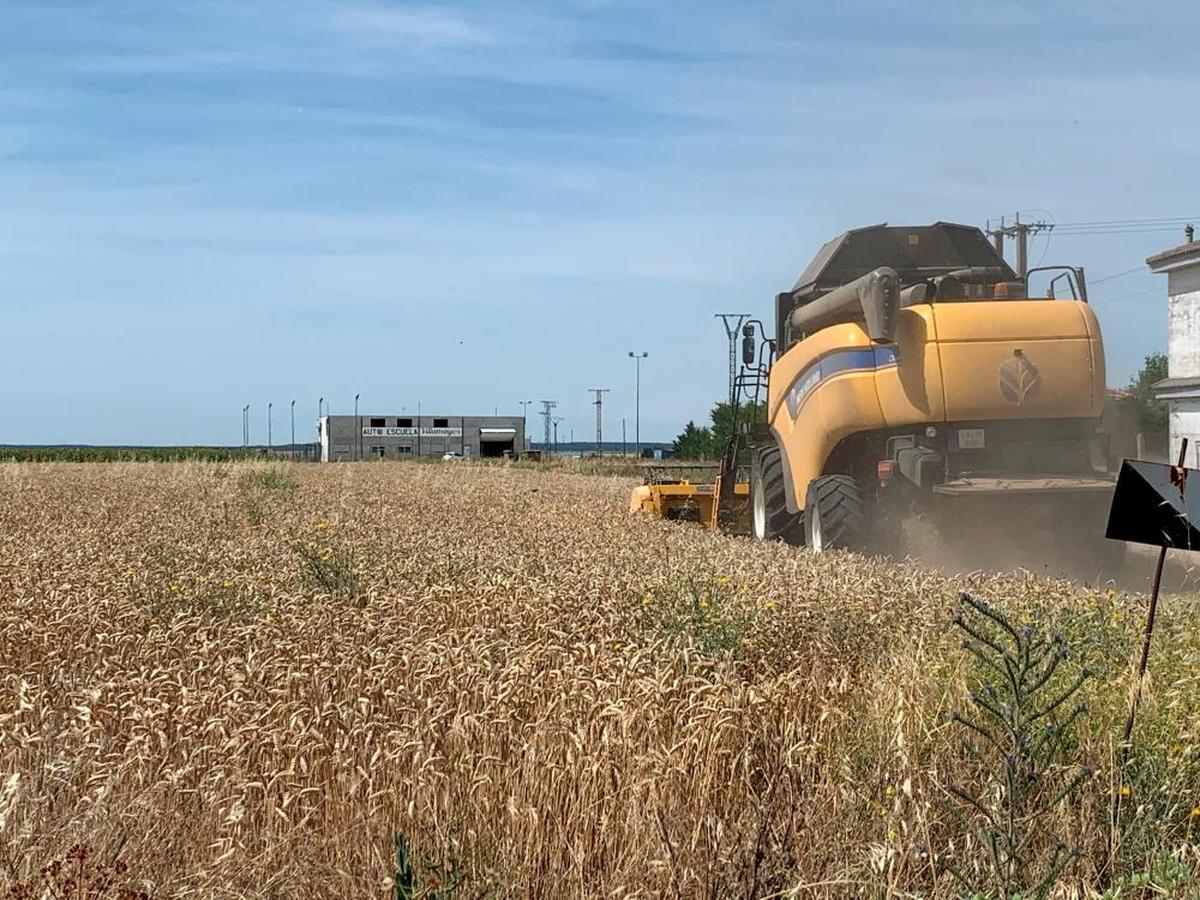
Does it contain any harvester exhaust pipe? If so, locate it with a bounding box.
[788,266,900,344]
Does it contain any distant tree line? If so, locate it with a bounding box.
[0,447,272,463]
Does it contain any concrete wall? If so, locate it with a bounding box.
[1168,267,1200,378]
[1168,398,1200,467]
[319,415,524,462]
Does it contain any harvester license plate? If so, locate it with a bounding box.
[958,428,986,449]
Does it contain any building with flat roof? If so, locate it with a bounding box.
[318,414,524,462]
[1148,229,1200,466]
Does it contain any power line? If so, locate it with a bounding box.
[1051,216,1199,228]
[1092,285,1162,307]
[1051,226,1193,236]
[1088,265,1146,285]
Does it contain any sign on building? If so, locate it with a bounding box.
[361,427,463,438]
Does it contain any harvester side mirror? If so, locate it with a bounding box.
[742,333,756,365]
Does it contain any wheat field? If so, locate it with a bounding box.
[0,462,1197,898]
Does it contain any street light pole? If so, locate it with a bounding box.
[268,402,273,450]
[246,404,251,447]
[519,399,533,450]
[290,399,296,456]
[628,351,648,458]
[354,393,361,461]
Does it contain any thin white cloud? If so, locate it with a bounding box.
[337,6,490,46]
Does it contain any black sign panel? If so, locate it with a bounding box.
[1106,459,1200,550]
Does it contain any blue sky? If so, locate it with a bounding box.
[1,0,1197,445]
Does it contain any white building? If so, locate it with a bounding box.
[1148,227,1200,465]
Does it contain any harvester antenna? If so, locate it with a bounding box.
[589,389,610,457]
[715,313,750,407]
[539,400,558,449]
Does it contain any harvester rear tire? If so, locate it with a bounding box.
[750,447,804,544]
[804,475,865,553]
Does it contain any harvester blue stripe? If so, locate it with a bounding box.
[785,346,899,419]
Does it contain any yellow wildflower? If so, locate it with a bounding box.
[1191,806,1200,818]
[221,580,233,589]
[313,521,329,531]
[642,595,652,607]
[1119,785,1131,797]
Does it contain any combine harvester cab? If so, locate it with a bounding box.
[753,221,1113,563]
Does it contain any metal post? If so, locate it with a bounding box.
[714,314,749,408]
[519,400,533,450]
[246,405,251,447]
[1113,437,1189,853]
[540,400,558,450]
[622,418,627,457]
[628,352,648,458]
[590,389,609,456]
[1015,212,1028,280]
[268,402,273,450]
[290,400,295,456]
[417,401,422,457]
[354,393,360,461]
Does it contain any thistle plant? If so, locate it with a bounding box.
[945,592,1094,898]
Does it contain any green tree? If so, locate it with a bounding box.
[709,400,765,451]
[1122,352,1169,434]
[671,421,714,459]
[672,401,766,460]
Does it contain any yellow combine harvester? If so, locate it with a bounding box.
[634,222,1115,564]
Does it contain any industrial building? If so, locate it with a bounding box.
[1148,227,1200,466]
[318,414,525,462]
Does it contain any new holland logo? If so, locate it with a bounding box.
[999,351,1041,405]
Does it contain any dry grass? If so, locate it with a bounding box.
[0,462,1197,898]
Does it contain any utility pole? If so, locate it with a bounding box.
[268,402,273,450]
[627,351,648,459]
[540,400,558,450]
[589,388,609,456]
[290,399,296,456]
[552,416,563,456]
[622,418,627,457]
[715,314,750,407]
[986,213,1051,279]
[519,399,533,450]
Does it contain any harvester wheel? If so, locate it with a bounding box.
[750,447,803,544]
[804,475,864,553]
